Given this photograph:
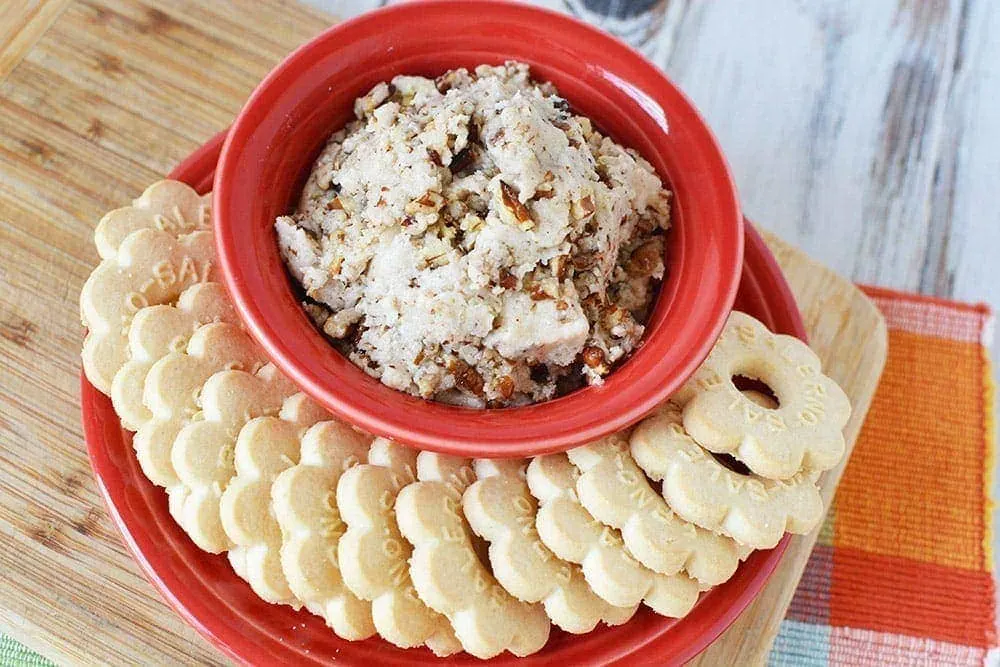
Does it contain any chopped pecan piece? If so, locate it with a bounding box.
[418,191,443,207]
[572,195,596,220]
[582,346,607,369]
[498,268,517,290]
[496,375,515,399]
[551,255,569,280]
[500,181,533,228]
[530,286,551,301]
[449,146,474,173]
[626,239,662,277]
[450,359,485,396]
[572,252,596,270]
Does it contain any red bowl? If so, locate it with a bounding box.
[85,133,801,666]
[214,0,744,457]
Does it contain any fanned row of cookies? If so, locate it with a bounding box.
[80,181,851,659]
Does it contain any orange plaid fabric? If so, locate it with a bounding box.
[772,287,997,665]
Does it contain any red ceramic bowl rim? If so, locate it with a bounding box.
[213,0,744,457]
[82,133,804,666]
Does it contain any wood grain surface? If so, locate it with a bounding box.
[0,1,886,665]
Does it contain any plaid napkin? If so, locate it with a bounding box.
[2,290,995,665]
[771,287,998,666]
[0,636,51,667]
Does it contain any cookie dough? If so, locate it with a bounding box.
[277,62,671,406]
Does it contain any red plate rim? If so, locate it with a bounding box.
[81,132,806,666]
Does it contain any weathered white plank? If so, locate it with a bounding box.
[927,0,1000,312]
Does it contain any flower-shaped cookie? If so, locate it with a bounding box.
[396,453,550,659]
[168,363,297,553]
[132,321,266,489]
[676,311,850,479]
[111,282,237,430]
[220,393,329,604]
[337,439,461,655]
[567,436,741,587]
[526,453,699,617]
[81,227,217,394]
[271,420,375,640]
[630,402,824,549]
[94,180,210,259]
[463,458,637,633]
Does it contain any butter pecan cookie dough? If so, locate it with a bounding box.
[277,62,671,407]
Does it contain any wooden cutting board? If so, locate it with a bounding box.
[0,1,887,664]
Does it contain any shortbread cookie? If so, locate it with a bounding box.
[81,227,216,394]
[396,453,550,659]
[169,363,297,553]
[94,180,210,259]
[132,321,266,489]
[112,282,238,430]
[271,421,375,640]
[567,436,741,587]
[630,402,824,549]
[463,458,637,633]
[526,453,699,616]
[676,311,850,479]
[220,393,329,604]
[337,440,461,656]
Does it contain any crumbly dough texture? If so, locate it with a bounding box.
[277,62,671,407]
[462,458,637,632]
[566,436,742,587]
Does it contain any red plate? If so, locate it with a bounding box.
[82,134,804,665]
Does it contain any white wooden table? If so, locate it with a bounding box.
[321,0,1000,632]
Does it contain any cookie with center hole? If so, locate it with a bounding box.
[675,311,850,479]
[630,401,824,549]
[337,439,461,656]
[396,453,550,659]
[566,436,742,587]
[526,453,699,616]
[271,421,375,640]
[463,458,638,633]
